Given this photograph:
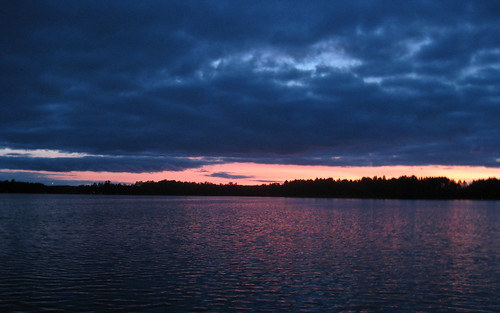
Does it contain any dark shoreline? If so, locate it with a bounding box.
[2,176,499,200]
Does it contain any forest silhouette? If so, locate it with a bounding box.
[1,176,499,199]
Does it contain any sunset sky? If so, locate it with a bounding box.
[2,1,500,185]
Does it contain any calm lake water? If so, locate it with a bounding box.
[0,194,498,312]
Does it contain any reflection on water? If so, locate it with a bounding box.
[0,194,498,312]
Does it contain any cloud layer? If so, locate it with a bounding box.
[2,1,500,173]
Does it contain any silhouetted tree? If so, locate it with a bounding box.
[1,176,498,199]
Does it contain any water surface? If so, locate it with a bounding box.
[0,194,498,312]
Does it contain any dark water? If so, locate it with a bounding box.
[0,194,498,312]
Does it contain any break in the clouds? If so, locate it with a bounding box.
[1,1,500,176]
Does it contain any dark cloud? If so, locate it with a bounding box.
[208,172,255,180]
[0,154,221,173]
[1,1,500,174]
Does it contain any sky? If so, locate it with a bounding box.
[1,1,500,185]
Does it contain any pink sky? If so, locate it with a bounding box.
[8,163,500,185]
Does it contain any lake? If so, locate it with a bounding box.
[0,194,498,312]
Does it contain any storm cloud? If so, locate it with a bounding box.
[1,1,500,174]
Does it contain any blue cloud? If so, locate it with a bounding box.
[1,1,499,173]
[207,172,255,180]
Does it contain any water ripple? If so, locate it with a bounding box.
[0,195,499,312]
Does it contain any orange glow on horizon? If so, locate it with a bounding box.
[3,163,500,185]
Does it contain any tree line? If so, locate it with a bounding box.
[1,176,499,199]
